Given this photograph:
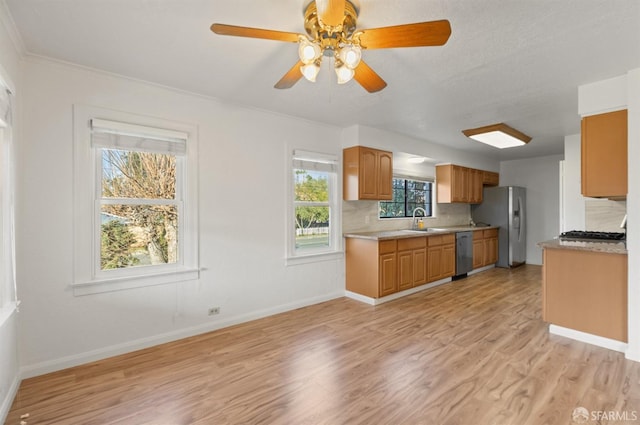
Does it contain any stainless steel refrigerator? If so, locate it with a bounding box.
[471,186,526,268]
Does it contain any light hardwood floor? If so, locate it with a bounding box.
[7,265,640,424]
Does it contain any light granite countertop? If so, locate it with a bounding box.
[343,225,499,241]
[537,238,627,255]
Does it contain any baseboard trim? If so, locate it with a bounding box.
[468,264,495,275]
[345,277,452,306]
[20,291,344,379]
[0,374,21,425]
[549,324,628,353]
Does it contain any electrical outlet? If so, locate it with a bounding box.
[208,307,221,316]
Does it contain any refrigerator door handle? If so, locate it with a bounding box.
[517,196,524,241]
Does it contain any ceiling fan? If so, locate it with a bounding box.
[210,0,451,93]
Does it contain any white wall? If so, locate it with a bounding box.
[16,56,346,377]
[0,3,22,422]
[560,134,585,232]
[500,155,564,265]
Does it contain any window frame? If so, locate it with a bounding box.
[0,82,17,322]
[286,149,342,265]
[72,105,199,295]
[379,176,434,219]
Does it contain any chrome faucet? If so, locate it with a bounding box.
[412,207,427,229]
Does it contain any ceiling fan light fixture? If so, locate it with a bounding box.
[462,123,531,149]
[301,62,321,82]
[298,36,322,65]
[335,63,355,84]
[338,44,362,69]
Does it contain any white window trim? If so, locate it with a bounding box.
[0,82,17,321]
[72,105,199,295]
[285,148,343,266]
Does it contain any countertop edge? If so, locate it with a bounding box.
[538,239,628,255]
[343,226,499,241]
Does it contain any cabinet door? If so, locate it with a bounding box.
[359,148,379,199]
[397,250,413,291]
[452,166,469,203]
[379,253,397,296]
[413,248,427,286]
[482,171,499,186]
[427,246,443,282]
[473,239,484,269]
[469,169,483,204]
[581,109,627,198]
[377,151,393,200]
[441,244,456,278]
[484,237,498,265]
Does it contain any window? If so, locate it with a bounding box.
[379,177,433,218]
[73,107,198,295]
[288,149,340,262]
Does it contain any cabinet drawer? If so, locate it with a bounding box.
[473,230,483,241]
[428,233,455,246]
[483,228,498,238]
[397,237,427,251]
[379,239,397,254]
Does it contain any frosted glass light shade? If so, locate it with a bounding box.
[338,45,362,69]
[298,37,322,65]
[301,63,321,82]
[462,123,531,149]
[335,64,355,84]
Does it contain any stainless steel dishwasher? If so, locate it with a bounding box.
[455,231,473,277]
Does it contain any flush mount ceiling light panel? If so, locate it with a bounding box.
[462,123,532,149]
[210,0,451,93]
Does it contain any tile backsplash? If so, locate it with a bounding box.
[585,199,626,232]
[343,200,471,233]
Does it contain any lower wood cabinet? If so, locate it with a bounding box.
[427,234,455,282]
[542,247,627,342]
[472,228,498,268]
[345,233,455,299]
[397,237,427,291]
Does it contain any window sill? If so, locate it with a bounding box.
[72,268,200,296]
[285,251,344,266]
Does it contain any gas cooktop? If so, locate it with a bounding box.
[559,230,626,241]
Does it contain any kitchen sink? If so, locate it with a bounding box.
[401,229,443,234]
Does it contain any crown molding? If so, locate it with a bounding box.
[0,1,26,57]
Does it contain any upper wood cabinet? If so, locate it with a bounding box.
[482,171,499,186]
[343,146,393,201]
[469,168,483,204]
[581,109,628,198]
[436,164,496,204]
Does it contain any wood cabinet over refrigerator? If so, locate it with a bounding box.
[343,146,393,201]
[581,109,627,198]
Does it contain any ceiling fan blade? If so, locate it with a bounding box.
[354,61,387,93]
[315,0,346,27]
[357,20,451,49]
[274,60,305,89]
[211,23,300,43]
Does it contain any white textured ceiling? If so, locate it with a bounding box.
[4,0,640,160]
